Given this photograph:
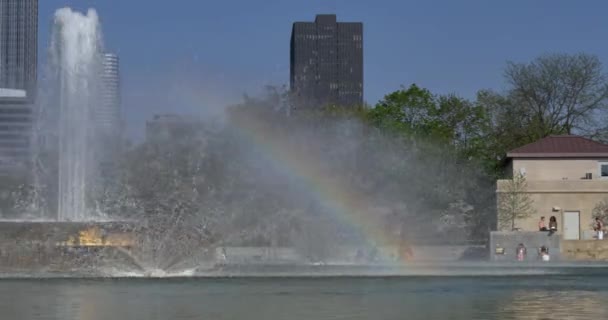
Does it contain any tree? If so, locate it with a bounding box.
[476,53,608,177]
[497,173,535,231]
[363,84,498,241]
[591,198,608,227]
[505,53,608,138]
[369,84,436,136]
[370,84,490,152]
[475,90,535,177]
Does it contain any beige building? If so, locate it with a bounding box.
[497,135,608,239]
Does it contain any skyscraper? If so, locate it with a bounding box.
[94,52,122,182]
[290,14,363,109]
[0,0,38,170]
[97,52,121,136]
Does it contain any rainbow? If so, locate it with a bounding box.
[228,108,412,265]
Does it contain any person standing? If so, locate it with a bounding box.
[516,243,527,261]
[594,217,604,240]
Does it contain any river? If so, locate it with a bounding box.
[1,270,607,319]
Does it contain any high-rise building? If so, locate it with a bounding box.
[0,0,38,170]
[97,52,121,136]
[290,14,363,109]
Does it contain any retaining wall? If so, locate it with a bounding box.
[561,240,608,260]
[217,245,482,263]
[490,231,561,261]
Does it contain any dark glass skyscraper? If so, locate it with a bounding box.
[0,0,37,97]
[290,14,363,109]
[0,0,37,170]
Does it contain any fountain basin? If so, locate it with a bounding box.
[0,220,137,246]
[0,220,141,272]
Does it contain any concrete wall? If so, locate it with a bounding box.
[216,245,481,263]
[499,158,608,235]
[496,179,608,235]
[217,247,300,263]
[512,158,608,181]
[562,240,608,260]
[490,231,560,261]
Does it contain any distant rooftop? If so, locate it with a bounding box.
[507,135,608,158]
[293,14,360,25]
[0,88,26,98]
[149,114,198,122]
[146,114,205,127]
[315,14,336,24]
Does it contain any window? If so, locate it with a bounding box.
[600,162,608,178]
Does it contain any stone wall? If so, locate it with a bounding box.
[217,245,483,263]
[490,231,560,261]
[561,240,608,260]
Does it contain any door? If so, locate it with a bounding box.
[563,211,580,240]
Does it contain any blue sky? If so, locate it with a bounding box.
[39,0,608,140]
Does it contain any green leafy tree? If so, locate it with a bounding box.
[368,84,436,136]
[370,84,490,153]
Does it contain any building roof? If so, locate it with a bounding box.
[507,135,608,158]
[0,88,26,98]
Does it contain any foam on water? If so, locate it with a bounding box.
[98,267,198,278]
[2,261,607,279]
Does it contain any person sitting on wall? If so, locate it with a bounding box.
[538,216,548,231]
[594,217,604,240]
[548,216,558,235]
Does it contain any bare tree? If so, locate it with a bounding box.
[497,173,535,231]
[505,53,608,138]
[592,198,608,227]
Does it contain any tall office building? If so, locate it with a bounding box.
[290,14,363,109]
[97,52,121,136]
[0,0,38,170]
[93,52,122,183]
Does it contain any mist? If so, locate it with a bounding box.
[0,7,498,272]
[62,83,493,267]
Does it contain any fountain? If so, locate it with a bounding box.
[2,7,447,277]
[16,7,213,274]
[51,8,103,222]
[0,8,150,274]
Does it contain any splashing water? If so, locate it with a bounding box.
[51,8,103,221]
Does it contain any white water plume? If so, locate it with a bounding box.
[51,8,104,221]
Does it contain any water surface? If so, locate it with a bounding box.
[2,273,607,319]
